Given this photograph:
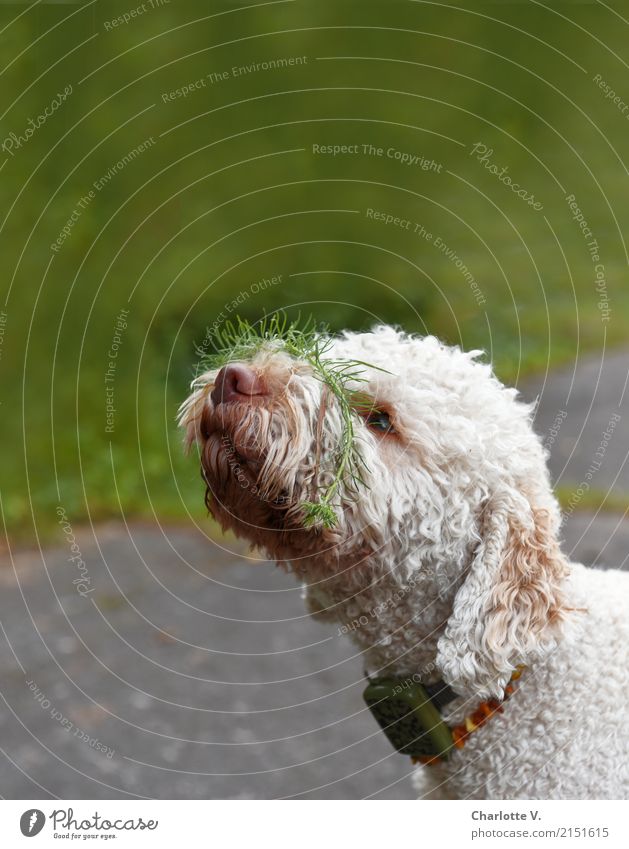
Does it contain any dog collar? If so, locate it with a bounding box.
[363,667,524,765]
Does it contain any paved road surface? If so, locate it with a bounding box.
[1,350,627,799]
[519,347,629,498]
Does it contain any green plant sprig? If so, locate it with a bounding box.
[198,313,383,529]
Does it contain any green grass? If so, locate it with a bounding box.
[556,487,629,517]
[1,1,628,540]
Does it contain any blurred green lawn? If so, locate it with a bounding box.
[1,1,628,539]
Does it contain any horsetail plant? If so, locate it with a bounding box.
[197,313,386,529]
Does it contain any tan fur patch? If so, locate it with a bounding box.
[485,508,570,652]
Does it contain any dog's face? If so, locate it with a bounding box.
[179,329,398,563]
[179,327,553,565]
[180,326,569,697]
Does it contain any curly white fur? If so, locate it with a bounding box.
[179,327,629,799]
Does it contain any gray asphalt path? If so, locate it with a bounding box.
[1,351,627,799]
[519,347,629,497]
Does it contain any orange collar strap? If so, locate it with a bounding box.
[411,666,525,766]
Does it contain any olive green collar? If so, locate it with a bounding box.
[363,668,523,764]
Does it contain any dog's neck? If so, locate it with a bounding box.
[297,549,467,685]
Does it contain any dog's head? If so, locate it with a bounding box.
[179,326,570,698]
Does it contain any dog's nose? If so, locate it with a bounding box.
[211,364,267,405]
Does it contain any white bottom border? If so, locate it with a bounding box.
[0,799,627,848]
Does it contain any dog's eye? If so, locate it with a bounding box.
[364,410,394,433]
[350,393,395,434]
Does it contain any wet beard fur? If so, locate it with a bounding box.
[199,402,337,561]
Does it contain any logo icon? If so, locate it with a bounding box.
[20,809,45,837]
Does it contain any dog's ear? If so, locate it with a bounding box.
[436,489,570,700]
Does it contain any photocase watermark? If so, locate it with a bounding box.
[365,207,486,306]
[365,207,413,231]
[220,435,295,510]
[104,308,130,434]
[195,273,283,366]
[338,574,421,637]
[20,809,45,837]
[1,84,72,158]
[93,136,156,191]
[431,235,486,306]
[51,137,156,253]
[544,409,567,451]
[594,269,610,322]
[469,142,544,210]
[312,141,443,171]
[388,664,438,694]
[564,412,621,515]
[103,0,170,31]
[161,56,308,102]
[56,506,94,597]
[0,309,6,361]
[50,808,158,835]
[565,193,593,240]
[25,678,115,759]
[565,193,610,322]
[592,73,629,118]
[20,805,160,838]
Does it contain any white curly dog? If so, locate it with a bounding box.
[180,326,629,799]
